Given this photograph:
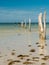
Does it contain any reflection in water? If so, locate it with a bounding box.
[38,37,47,65]
[27,31,32,45]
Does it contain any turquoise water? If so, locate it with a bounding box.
[0,23,49,30]
[0,24,18,29]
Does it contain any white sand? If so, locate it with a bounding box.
[0,28,49,65]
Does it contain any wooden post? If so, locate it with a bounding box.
[21,21,23,27]
[43,11,46,39]
[29,18,31,31]
[24,19,27,28]
[38,13,43,39]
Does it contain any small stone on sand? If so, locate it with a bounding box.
[32,57,39,62]
[8,60,21,65]
[45,44,47,46]
[30,49,35,52]
[20,57,24,60]
[17,54,29,57]
[44,55,49,59]
[39,54,44,56]
[0,56,2,58]
[23,61,33,64]
[7,59,13,61]
[32,57,39,59]
[11,52,15,55]
[41,57,48,61]
[36,42,39,44]
[37,45,41,47]
[28,45,32,47]
[41,63,46,65]
[41,46,44,49]
[12,49,16,51]
[26,59,31,61]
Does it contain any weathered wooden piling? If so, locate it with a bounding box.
[29,18,31,31]
[21,21,23,27]
[38,11,46,40]
[24,19,27,28]
[43,11,46,39]
[38,13,44,39]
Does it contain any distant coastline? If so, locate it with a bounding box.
[0,22,49,24]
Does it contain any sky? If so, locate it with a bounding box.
[0,0,49,23]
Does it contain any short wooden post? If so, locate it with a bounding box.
[29,18,31,31]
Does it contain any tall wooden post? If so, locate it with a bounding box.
[38,13,43,39]
[43,11,46,39]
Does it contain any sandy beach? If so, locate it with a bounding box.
[0,25,49,65]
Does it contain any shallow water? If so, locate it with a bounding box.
[0,23,49,65]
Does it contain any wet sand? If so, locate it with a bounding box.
[0,28,49,65]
